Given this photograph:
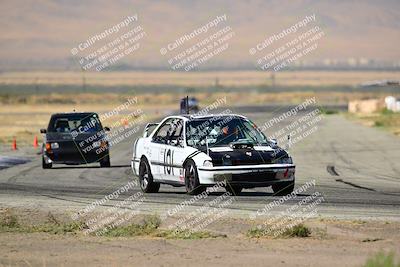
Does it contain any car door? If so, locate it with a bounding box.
[150,118,173,180]
[162,118,186,183]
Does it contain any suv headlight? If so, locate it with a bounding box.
[50,142,59,149]
[92,141,101,148]
[203,160,213,167]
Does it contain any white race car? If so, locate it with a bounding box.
[131,114,295,195]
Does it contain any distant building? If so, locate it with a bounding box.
[348,99,384,114]
[360,80,399,87]
[385,96,400,112]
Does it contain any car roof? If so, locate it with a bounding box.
[51,112,97,116]
[169,114,247,121]
[50,112,97,118]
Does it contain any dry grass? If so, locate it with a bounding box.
[1,91,396,106]
[247,224,311,238]
[0,97,162,147]
[1,90,399,147]
[347,109,400,137]
[1,71,399,87]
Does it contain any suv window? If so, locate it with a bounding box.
[48,113,102,133]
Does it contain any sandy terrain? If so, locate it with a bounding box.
[0,208,399,267]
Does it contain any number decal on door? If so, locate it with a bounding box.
[164,148,174,175]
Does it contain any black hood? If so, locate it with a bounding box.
[208,146,289,166]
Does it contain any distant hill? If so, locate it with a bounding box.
[0,0,399,70]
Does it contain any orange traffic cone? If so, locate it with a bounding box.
[122,119,128,128]
[33,136,38,148]
[12,137,17,150]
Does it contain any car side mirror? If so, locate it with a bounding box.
[40,129,47,134]
[153,136,165,144]
[270,138,278,145]
[178,138,185,147]
[104,127,110,132]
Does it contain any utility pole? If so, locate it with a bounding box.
[270,72,275,87]
[82,71,86,92]
[34,77,39,94]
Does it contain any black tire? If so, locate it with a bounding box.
[100,155,111,167]
[139,158,160,193]
[272,181,295,196]
[42,156,52,169]
[225,184,242,195]
[184,160,205,195]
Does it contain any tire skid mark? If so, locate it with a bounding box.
[327,165,339,176]
[327,165,400,196]
[330,139,399,181]
[7,164,40,183]
[334,178,376,192]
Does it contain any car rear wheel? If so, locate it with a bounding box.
[139,158,160,193]
[42,156,52,169]
[184,160,205,195]
[225,184,242,195]
[100,155,111,167]
[272,181,295,196]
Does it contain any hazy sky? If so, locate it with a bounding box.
[1,0,399,70]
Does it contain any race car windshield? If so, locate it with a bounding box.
[48,114,102,133]
[186,116,269,149]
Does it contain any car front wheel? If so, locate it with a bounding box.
[139,158,160,193]
[225,184,242,195]
[184,160,205,195]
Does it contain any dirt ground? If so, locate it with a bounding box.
[0,208,399,267]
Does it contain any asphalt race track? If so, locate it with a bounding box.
[1,106,399,220]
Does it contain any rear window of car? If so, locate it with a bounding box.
[48,113,102,133]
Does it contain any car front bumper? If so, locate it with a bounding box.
[197,163,295,187]
[44,149,109,165]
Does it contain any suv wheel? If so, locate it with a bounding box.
[272,181,295,196]
[100,155,111,167]
[42,156,52,169]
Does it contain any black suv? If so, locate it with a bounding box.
[40,112,110,169]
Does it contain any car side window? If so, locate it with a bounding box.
[152,118,184,146]
[152,119,173,144]
[168,119,184,147]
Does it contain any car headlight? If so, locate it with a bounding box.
[203,160,213,167]
[50,142,59,149]
[278,157,293,164]
[222,155,232,166]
